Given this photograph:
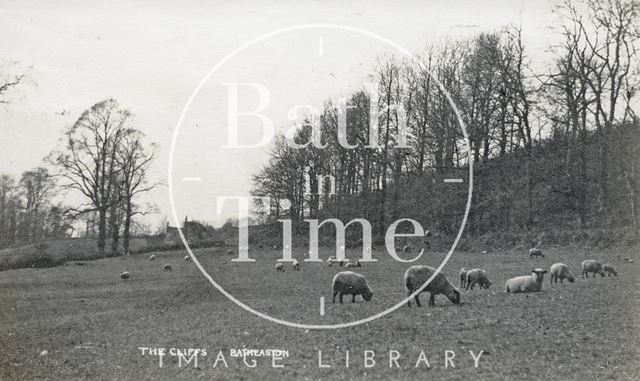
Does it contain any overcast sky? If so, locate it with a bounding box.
[0,0,558,229]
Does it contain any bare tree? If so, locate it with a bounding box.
[50,99,131,254]
[117,130,158,254]
[19,168,54,239]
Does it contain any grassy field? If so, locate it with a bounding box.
[0,245,639,380]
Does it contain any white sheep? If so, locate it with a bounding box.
[581,260,605,278]
[505,268,547,293]
[332,271,373,303]
[345,260,361,268]
[184,255,192,262]
[549,263,575,284]
[465,269,492,290]
[327,256,336,266]
[529,248,544,258]
[292,260,300,271]
[120,271,130,280]
[404,265,461,307]
[603,264,618,277]
[459,268,468,288]
[275,263,285,272]
[148,255,156,261]
[163,264,172,272]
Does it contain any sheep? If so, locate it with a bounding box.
[529,248,545,258]
[184,255,192,262]
[505,268,547,293]
[148,254,156,261]
[404,265,461,307]
[327,256,336,266]
[465,269,492,290]
[581,259,605,278]
[603,264,618,277]
[459,268,468,288]
[346,260,361,268]
[481,250,489,254]
[292,260,300,271]
[120,271,130,280]
[332,271,373,303]
[549,263,575,284]
[163,264,172,272]
[275,263,285,272]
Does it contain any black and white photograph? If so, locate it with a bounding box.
[0,0,639,380]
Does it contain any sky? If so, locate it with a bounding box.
[0,0,558,229]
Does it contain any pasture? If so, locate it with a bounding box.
[0,246,639,380]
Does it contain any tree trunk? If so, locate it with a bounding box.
[97,209,106,254]
[123,199,132,254]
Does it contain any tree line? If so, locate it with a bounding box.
[252,0,639,241]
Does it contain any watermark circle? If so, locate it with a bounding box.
[168,23,473,329]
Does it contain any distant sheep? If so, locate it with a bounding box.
[120,271,130,280]
[529,248,545,258]
[404,265,461,307]
[603,264,618,277]
[332,271,373,303]
[459,268,468,288]
[148,255,156,261]
[184,255,192,262]
[465,269,492,290]
[164,264,172,272]
[345,260,361,268]
[581,260,605,278]
[328,257,346,266]
[505,268,547,293]
[292,260,300,271]
[549,263,575,284]
[275,263,284,272]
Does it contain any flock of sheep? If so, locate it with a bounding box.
[119,246,620,310]
[119,253,193,279]
[312,247,620,306]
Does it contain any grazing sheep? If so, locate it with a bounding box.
[163,264,172,272]
[332,271,373,303]
[292,260,300,271]
[481,250,489,254]
[120,271,130,280]
[275,263,284,272]
[346,260,361,268]
[184,255,192,262]
[603,264,618,277]
[549,263,575,284]
[459,268,468,288]
[505,268,547,293]
[465,269,492,290]
[529,248,545,258]
[404,265,461,307]
[327,256,336,266]
[148,255,156,261]
[581,260,605,278]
